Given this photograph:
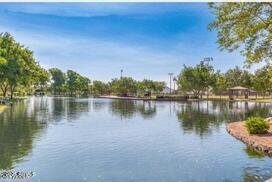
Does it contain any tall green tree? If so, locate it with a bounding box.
[0,57,8,97]
[91,80,110,95]
[137,79,166,94]
[66,70,90,95]
[66,70,80,95]
[0,32,43,99]
[109,77,137,96]
[209,3,272,65]
[212,71,227,98]
[49,68,66,95]
[34,68,50,91]
[252,65,272,96]
[225,66,253,88]
[177,61,215,98]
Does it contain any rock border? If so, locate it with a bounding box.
[227,121,272,156]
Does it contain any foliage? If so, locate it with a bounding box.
[224,66,253,88]
[34,68,50,91]
[49,68,66,94]
[0,32,44,98]
[66,70,90,95]
[244,117,269,134]
[252,65,272,94]
[137,79,166,94]
[177,61,216,97]
[212,71,227,95]
[209,3,272,66]
[91,80,110,95]
[0,56,8,97]
[109,77,137,96]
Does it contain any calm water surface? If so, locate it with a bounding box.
[0,97,272,182]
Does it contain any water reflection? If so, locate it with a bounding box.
[176,101,272,137]
[0,101,45,170]
[176,102,220,137]
[0,97,272,181]
[0,97,91,170]
[109,100,156,119]
[244,147,265,159]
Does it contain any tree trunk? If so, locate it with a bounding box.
[1,83,8,98]
[10,86,15,100]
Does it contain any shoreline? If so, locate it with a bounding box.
[227,121,272,156]
[98,95,188,101]
[98,95,272,103]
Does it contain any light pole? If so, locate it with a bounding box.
[168,73,174,94]
[121,69,123,79]
[173,76,177,94]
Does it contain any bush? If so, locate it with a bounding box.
[244,117,270,134]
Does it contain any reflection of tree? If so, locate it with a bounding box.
[176,101,272,137]
[176,103,221,137]
[0,97,92,170]
[40,97,90,123]
[109,100,156,119]
[244,147,264,159]
[65,99,89,121]
[0,101,45,170]
[137,101,157,119]
[92,99,108,112]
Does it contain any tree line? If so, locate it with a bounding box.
[0,32,167,98]
[177,61,272,98]
[47,69,166,96]
[92,78,165,96]
[0,31,270,99]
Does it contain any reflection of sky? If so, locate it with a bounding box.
[0,3,248,84]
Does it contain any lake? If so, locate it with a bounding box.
[0,97,272,181]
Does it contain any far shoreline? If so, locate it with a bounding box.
[98,95,272,103]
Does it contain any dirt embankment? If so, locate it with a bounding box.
[227,120,272,156]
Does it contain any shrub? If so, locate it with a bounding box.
[244,117,270,134]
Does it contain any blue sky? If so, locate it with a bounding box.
[0,3,247,83]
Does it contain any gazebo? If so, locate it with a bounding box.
[228,86,250,100]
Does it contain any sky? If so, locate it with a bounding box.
[0,3,247,84]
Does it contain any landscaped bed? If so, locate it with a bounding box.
[227,119,272,156]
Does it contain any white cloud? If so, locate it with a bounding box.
[0,24,186,83]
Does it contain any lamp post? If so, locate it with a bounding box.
[121,69,123,79]
[168,73,174,94]
[173,76,177,94]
